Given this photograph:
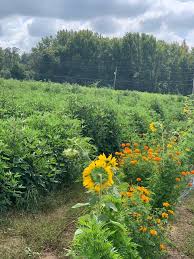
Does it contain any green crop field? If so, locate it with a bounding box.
[0,79,193,258]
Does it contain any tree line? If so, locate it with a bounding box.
[0,30,194,95]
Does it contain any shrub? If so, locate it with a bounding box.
[118,138,192,207]
[69,100,121,154]
[0,115,94,210]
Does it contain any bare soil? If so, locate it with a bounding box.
[167,193,194,258]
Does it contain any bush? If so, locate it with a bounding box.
[69,100,121,154]
[0,115,94,210]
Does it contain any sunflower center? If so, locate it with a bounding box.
[91,167,109,185]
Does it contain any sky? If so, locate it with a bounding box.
[0,0,194,52]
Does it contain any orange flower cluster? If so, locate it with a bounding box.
[116,143,163,167]
[158,202,175,220]
[175,170,194,187]
[121,185,151,204]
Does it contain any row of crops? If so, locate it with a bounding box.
[1,79,194,257]
[0,79,193,215]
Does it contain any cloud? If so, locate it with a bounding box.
[0,0,151,20]
[0,24,3,36]
[91,17,120,34]
[140,17,164,33]
[139,3,194,38]
[0,0,194,51]
[0,16,35,51]
[28,18,58,37]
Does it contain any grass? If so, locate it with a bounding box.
[0,184,86,259]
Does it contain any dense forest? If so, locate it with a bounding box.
[0,30,194,95]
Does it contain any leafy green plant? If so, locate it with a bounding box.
[0,114,94,209]
[69,99,121,154]
[69,215,124,259]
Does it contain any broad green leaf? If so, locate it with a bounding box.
[71,202,90,209]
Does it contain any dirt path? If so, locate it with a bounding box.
[167,192,194,258]
[0,186,85,259]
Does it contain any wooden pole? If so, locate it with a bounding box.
[113,66,117,90]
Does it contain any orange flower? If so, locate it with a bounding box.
[127,191,133,198]
[141,194,150,203]
[168,210,174,215]
[137,186,150,195]
[121,143,126,148]
[140,226,147,232]
[144,145,149,150]
[188,183,193,187]
[130,160,138,165]
[115,152,122,156]
[191,170,194,175]
[148,148,153,153]
[134,149,141,154]
[129,186,135,192]
[162,212,168,219]
[176,177,181,182]
[125,143,130,147]
[136,178,142,182]
[150,229,157,236]
[153,157,162,162]
[181,171,188,176]
[163,202,170,207]
[124,147,132,154]
[134,143,139,147]
[121,191,133,198]
[142,156,148,161]
[176,151,181,156]
[160,244,166,250]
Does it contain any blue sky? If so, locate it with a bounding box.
[0,0,194,51]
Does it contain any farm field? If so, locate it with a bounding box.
[0,79,194,258]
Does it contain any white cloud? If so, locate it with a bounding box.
[186,29,194,47]
[0,16,32,50]
[0,0,194,51]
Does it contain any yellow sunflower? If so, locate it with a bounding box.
[83,156,115,192]
[98,153,118,168]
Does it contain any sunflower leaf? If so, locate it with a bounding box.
[105,202,118,212]
[72,202,90,209]
[110,220,126,232]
